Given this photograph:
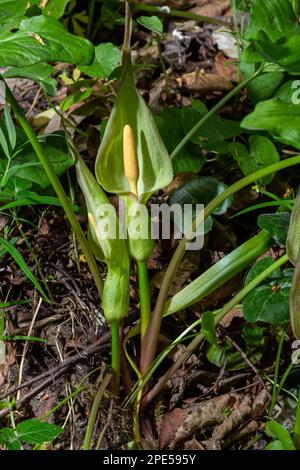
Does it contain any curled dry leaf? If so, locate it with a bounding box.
[206,395,252,450]
[177,70,234,93]
[215,52,238,82]
[159,392,239,448]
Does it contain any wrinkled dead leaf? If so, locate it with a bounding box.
[215,52,238,82]
[159,392,239,448]
[152,252,201,295]
[177,70,233,92]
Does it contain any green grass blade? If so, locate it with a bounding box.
[0,237,49,302]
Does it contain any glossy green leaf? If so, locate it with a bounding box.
[265,420,296,450]
[245,256,282,285]
[201,311,218,345]
[245,0,299,42]
[243,273,291,324]
[181,102,241,151]
[155,108,205,175]
[253,32,300,74]
[137,15,163,35]
[241,98,300,150]
[95,52,173,201]
[230,136,280,185]
[79,43,121,79]
[42,0,71,18]
[0,428,22,450]
[0,15,94,67]
[258,212,290,245]
[4,63,57,95]
[17,419,63,445]
[5,134,74,188]
[170,176,233,216]
[166,231,272,315]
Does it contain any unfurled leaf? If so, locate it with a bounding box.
[3,63,57,95]
[16,419,63,445]
[166,231,271,315]
[79,43,121,79]
[258,212,290,245]
[241,98,300,150]
[0,15,94,67]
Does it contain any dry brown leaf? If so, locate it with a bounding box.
[191,0,231,17]
[159,392,239,448]
[152,252,200,295]
[215,52,238,82]
[206,395,252,449]
[177,70,233,92]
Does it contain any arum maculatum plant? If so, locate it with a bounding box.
[96,2,173,339]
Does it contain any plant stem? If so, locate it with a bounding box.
[3,79,103,298]
[83,373,112,450]
[141,254,289,408]
[137,261,151,339]
[111,321,121,396]
[170,66,263,160]
[140,152,300,374]
[269,330,286,417]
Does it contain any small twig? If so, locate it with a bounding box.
[0,332,111,401]
[225,333,272,401]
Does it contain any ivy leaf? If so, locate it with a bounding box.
[241,98,300,150]
[258,212,290,245]
[79,43,121,79]
[245,256,282,285]
[16,419,63,445]
[243,278,291,324]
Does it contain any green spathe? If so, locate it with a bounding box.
[95,54,173,202]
